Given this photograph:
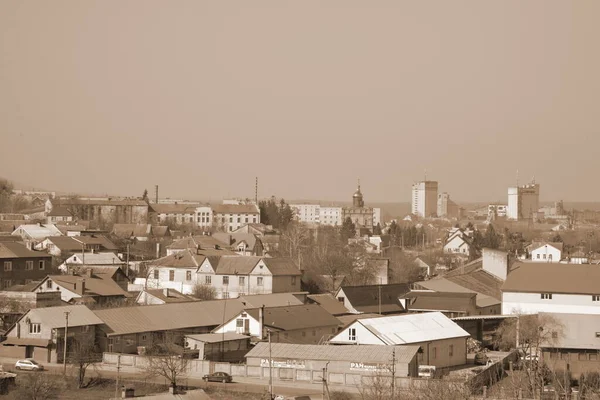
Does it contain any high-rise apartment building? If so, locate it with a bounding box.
[437,192,460,219]
[411,181,438,218]
[507,182,540,220]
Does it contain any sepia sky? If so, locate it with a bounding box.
[1,1,599,203]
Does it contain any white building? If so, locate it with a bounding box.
[290,204,320,224]
[437,193,460,219]
[507,182,540,220]
[213,204,260,232]
[320,206,343,226]
[195,206,213,231]
[411,181,438,218]
[443,227,473,256]
[502,263,600,315]
[150,203,200,225]
[488,204,508,218]
[372,208,381,226]
[12,224,63,242]
[528,242,563,262]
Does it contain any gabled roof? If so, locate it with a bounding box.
[167,235,230,251]
[0,242,51,259]
[261,258,301,276]
[332,312,469,345]
[539,313,600,350]
[239,293,304,308]
[59,199,148,206]
[65,252,124,266]
[307,294,350,316]
[36,274,132,298]
[150,204,200,214]
[246,342,420,364]
[111,224,152,238]
[528,241,564,253]
[94,299,246,336]
[185,333,249,343]
[402,291,475,313]
[149,249,206,269]
[502,262,600,295]
[45,236,84,251]
[139,288,196,304]
[73,235,118,250]
[12,224,63,239]
[212,256,301,276]
[337,283,410,314]
[47,206,73,217]
[11,305,103,330]
[212,204,259,214]
[245,304,340,331]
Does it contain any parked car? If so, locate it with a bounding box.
[15,359,44,371]
[202,372,232,383]
[474,352,489,365]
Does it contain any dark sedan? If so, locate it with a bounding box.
[202,372,233,383]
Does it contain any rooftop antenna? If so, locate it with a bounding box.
[532,175,536,185]
[357,178,360,190]
[255,177,258,204]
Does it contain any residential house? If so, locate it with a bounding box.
[538,312,600,376]
[32,270,132,305]
[166,235,230,256]
[307,294,350,316]
[150,203,200,226]
[46,206,74,224]
[0,289,62,332]
[207,256,302,299]
[329,312,470,369]
[400,291,478,318]
[502,262,600,315]
[334,283,411,315]
[238,292,305,308]
[184,332,250,362]
[212,204,260,232]
[136,288,196,305]
[0,242,52,289]
[93,299,246,354]
[0,305,103,363]
[213,232,265,256]
[213,304,340,344]
[58,252,124,273]
[65,265,130,291]
[528,241,563,262]
[36,235,117,258]
[111,224,171,242]
[11,224,63,243]
[443,227,473,256]
[569,249,589,264]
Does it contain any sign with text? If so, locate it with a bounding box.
[260,358,306,369]
[349,362,390,372]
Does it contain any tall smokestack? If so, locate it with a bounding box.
[155,185,159,204]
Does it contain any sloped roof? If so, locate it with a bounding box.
[262,258,301,276]
[55,224,89,235]
[337,283,410,314]
[336,313,383,326]
[213,204,259,214]
[414,278,499,308]
[46,236,84,251]
[214,256,260,274]
[167,235,230,251]
[239,293,304,308]
[94,299,245,336]
[60,199,148,206]
[73,235,118,250]
[245,304,340,331]
[150,204,200,214]
[0,242,51,259]
[151,226,171,237]
[13,224,62,239]
[528,241,564,253]
[185,333,249,343]
[40,274,132,298]
[15,305,103,329]
[66,252,124,265]
[247,342,420,364]
[141,289,196,304]
[402,291,475,313]
[334,312,469,345]
[150,250,204,269]
[307,294,350,315]
[47,206,73,217]
[502,262,600,295]
[539,313,600,350]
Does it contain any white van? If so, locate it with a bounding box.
[418,365,436,378]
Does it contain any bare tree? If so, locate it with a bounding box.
[144,341,188,392]
[9,371,63,400]
[67,338,101,388]
[280,222,310,269]
[191,283,216,300]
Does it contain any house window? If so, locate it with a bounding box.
[593,295,600,302]
[552,331,558,339]
[257,277,263,286]
[291,276,296,285]
[153,270,159,279]
[236,319,244,328]
[46,280,52,289]
[223,292,229,299]
[141,335,147,341]
[579,353,587,361]
[29,323,41,334]
[541,293,553,300]
[239,276,245,286]
[223,276,229,285]
[26,261,33,270]
[432,347,437,360]
[3,280,11,289]
[169,270,175,281]
[349,328,356,341]
[186,271,192,281]
[3,262,12,271]
[39,260,45,270]
[115,337,120,344]
[560,352,569,360]
[205,275,212,285]
[537,254,541,259]
[449,345,454,357]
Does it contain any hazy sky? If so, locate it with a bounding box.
[1,1,599,203]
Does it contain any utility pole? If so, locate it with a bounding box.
[126,244,130,277]
[391,348,396,399]
[63,311,70,375]
[322,361,330,400]
[268,329,273,400]
[378,281,382,315]
[115,354,121,400]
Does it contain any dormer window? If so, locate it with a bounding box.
[541,293,553,300]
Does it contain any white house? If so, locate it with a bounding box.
[443,234,472,256]
[329,312,469,368]
[11,224,62,242]
[502,262,600,315]
[528,242,563,262]
[58,252,124,273]
[212,204,260,232]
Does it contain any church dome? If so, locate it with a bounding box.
[353,188,362,198]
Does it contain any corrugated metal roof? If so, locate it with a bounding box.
[539,313,600,350]
[0,242,52,259]
[246,342,420,364]
[94,298,245,336]
[502,262,600,295]
[333,312,469,345]
[239,293,303,308]
[25,305,103,329]
[308,294,350,316]
[245,304,340,331]
[66,252,123,265]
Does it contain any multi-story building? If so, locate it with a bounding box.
[213,204,260,232]
[0,242,52,289]
[437,193,460,219]
[411,181,438,218]
[319,206,343,226]
[372,208,381,226]
[342,184,374,233]
[290,204,320,225]
[487,204,508,218]
[150,203,200,225]
[195,206,213,231]
[507,181,540,220]
[55,198,149,226]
